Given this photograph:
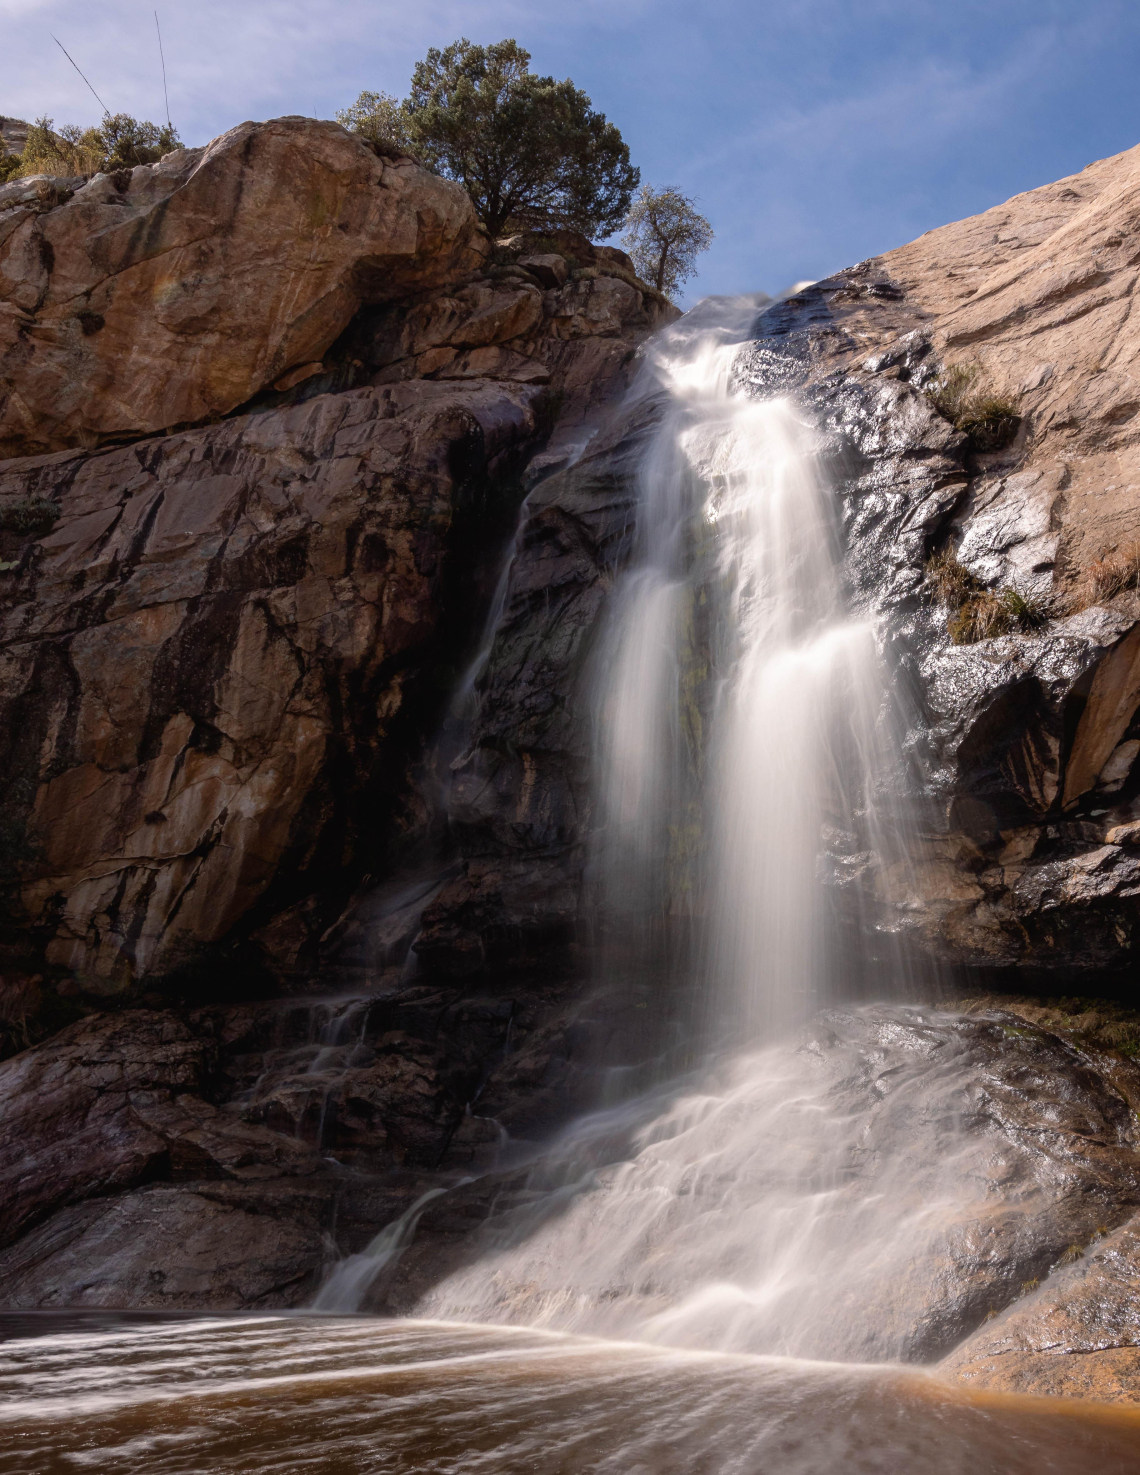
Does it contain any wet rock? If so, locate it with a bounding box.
[400,1006,1140,1363]
[943,1214,1140,1402]
[424,147,1140,981]
[0,1009,322,1249]
[0,1182,330,1309]
[0,378,544,988]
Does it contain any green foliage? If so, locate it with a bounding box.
[334,90,417,157]
[341,38,639,239]
[947,587,1051,645]
[16,113,181,180]
[997,585,1050,630]
[621,184,713,298]
[95,113,182,169]
[0,497,59,535]
[0,149,21,184]
[926,362,1021,451]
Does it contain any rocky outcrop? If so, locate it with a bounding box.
[0,118,484,457]
[0,117,670,1007]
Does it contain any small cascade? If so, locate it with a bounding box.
[311,1187,452,1312]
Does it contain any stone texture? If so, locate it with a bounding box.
[0,1183,329,1309]
[0,118,485,457]
[0,378,544,988]
[943,1213,1140,1402]
[0,1009,321,1250]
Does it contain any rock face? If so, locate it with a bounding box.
[0,973,658,1307]
[0,378,544,989]
[0,118,484,457]
[0,118,670,1005]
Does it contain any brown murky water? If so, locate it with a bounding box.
[1,1313,1138,1473]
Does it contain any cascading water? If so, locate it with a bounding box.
[594,296,900,1036]
[414,299,964,1357]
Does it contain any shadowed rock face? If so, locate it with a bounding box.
[0,120,671,1003]
[0,379,544,989]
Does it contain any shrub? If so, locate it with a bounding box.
[948,590,1011,644]
[925,549,1050,644]
[947,586,1051,645]
[16,114,181,180]
[998,585,1050,630]
[927,363,1021,452]
[334,91,417,158]
[0,498,59,536]
[924,547,982,609]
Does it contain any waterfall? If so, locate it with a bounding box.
[317,297,937,1347]
[414,299,959,1356]
[594,296,899,1034]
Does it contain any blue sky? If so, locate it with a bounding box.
[4,1,1139,302]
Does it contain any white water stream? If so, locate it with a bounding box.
[313,299,950,1362]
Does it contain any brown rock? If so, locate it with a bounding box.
[884,142,1140,595]
[0,1009,323,1251]
[943,1215,1140,1402]
[518,253,570,289]
[0,1182,329,1308]
[0,117,485,457]
[0,378,544,986]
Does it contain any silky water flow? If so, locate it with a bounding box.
[416,297,960,1358]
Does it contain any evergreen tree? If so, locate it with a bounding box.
[339,39,639,239]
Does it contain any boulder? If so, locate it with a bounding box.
[0,117,485,457]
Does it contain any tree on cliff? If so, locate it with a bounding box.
[621,185,713,297]
[337,39,639,239]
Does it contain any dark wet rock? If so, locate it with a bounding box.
[0,1182,331,1309]
[943,1214,1140,1402]
[0,1009,322,1249]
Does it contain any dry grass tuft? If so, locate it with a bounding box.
[927,363,1021,452]
[1065,540,1140,615]
[924,549,1050,644]
[924,547,982,608]
[1085,542,1140,603]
